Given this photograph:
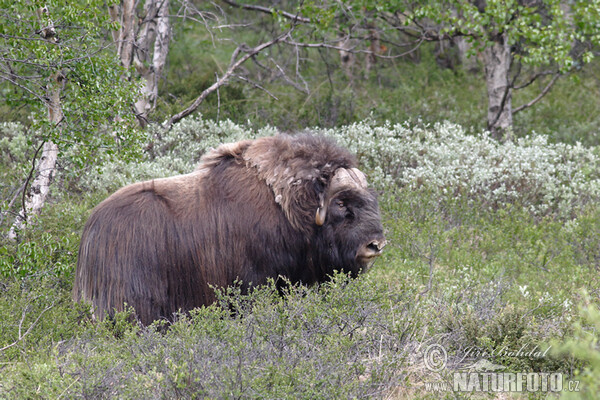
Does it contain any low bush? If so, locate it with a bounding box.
[78,117,600,220]
[0,273,414,399]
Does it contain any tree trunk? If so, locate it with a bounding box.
[338,37,355,80]
[482,33,513,140]
[133,0,170,125]
[8,7,64,240]
[365,27,380,76]
[454,36,479,72]
[110,0,171,126]
[109,0,136,69]
[8,72,63,240]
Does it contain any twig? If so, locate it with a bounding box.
[57,376,80,400]
[234,75,279,100]
[17,140,46,225]
[215,72,221,122]
[0,181,28,227]
[0,301,55,353]
[220,0,311,23]
[513,72,561,114]
[270,58,309,94]
[513,69,556,90]
[283,37,426,60]
[164,30,291,129]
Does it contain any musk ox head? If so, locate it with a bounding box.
[74,133,385,324]
[238,134,386,276]
[314,167,386,276]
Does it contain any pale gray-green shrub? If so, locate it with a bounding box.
[319,120,600,217]
[79,117,276,192]
[0,122,31,172]
[79,117,600,217]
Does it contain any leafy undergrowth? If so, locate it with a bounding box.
[0,188,598,398]
[1,118,600,398]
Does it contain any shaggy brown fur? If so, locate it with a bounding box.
[74,134,385,325]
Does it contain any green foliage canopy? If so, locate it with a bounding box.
[292,0,600,68]
[0,0,144,167]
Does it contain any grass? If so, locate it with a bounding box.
[0,181,598,398]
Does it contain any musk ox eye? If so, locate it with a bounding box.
[336,200,345,210]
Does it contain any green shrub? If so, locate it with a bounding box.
[0,273,414,399]
[555,293,600,400]
[0,231,75,278]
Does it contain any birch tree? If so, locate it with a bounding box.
[394,0,600,139]
[109,0,171,126]
[251,0,600,139]
[1,0,140,239]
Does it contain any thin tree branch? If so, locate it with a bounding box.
[270,57,309,94]
[18,140,46,225]
[0,181,28,228]
[0,300,55,353]
[513,73,561,114]
[220,0,311,23]
[234,74,279,100]
[282,37,426,60]
[164,30,291,129]
[0,71,48,105]
[513,69,556,90]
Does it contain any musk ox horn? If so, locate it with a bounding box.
[315,167,368,226]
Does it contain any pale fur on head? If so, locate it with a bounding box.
[197,134,360,233]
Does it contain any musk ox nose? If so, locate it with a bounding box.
[367,239,386,253]
[356,238,387,264]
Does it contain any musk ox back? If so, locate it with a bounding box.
[74,134,385,324]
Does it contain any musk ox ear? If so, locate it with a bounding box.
[316,167,369,225]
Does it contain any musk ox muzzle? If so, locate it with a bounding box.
[73,134,385,324]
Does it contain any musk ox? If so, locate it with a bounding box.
[74,134,385,324]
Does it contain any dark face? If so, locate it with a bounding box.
[318,189,386,276]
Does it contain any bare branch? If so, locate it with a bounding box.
[220,0,311,23]
[282,37,426,60]
[513,73,561,114]
[270,58,309,94]
[234,74,279,100]
[0,300,55,353]
[0,181,28,228]
[513,69,557,90]
[0,71,48,105]
[16,140,46,226]
[164,30,291,129]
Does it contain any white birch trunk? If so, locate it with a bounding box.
[454,36,479,72]
[482,33,513,140]
[134,0,170,125]
[110,0,170,126]
[365,28,380,76]
[114,0,136,69]
[338,37,355,80]
[8,72,63,240]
